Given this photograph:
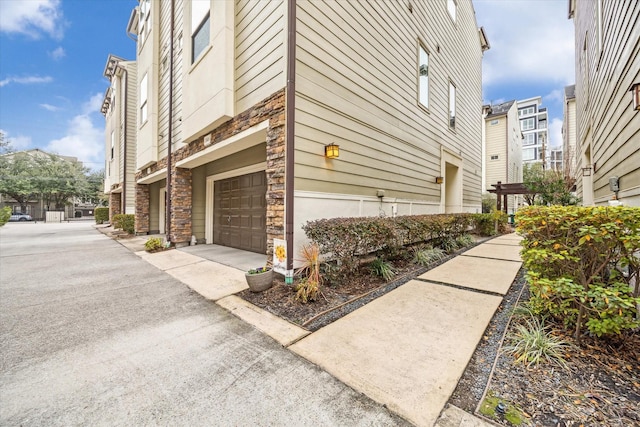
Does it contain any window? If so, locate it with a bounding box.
[523,148,536,161]
[490,119,499,125]
[140,73,148,124]
[490,155,499,160]
[448,81,456,130]
[192,0,210,63]
[520,117,535,131]
[539,120,547,129]
[447,0,456,22]
[523,133,536,146]
[518,106,535,117]
[139,0,151,47]
[110,131,115,160]
[418,45,429,108]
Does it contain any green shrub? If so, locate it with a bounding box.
[472,211,510,236]
[303,213,474,275]
[516,205,640,339]
[413,247,445,266]
[455,233,475,248]
[370,258,395,282]
[0,206,11,227]
[503,316,568,368]
[94,207,109,224]
[113,214,135,234]
[144,237,164,252]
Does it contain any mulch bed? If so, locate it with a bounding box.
[238,240,640,427]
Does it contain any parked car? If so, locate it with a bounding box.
[9,213,33,222]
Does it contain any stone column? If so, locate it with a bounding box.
[169,167,192,245]
[109,192,122,224]
[135,184,150,235]
[265,108,286,258]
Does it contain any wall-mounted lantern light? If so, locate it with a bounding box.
[435,176,444,184]
[630,83,640,111]
[582,166,592,177]
[324,143,340,159]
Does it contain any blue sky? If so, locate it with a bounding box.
[0,0,574,171]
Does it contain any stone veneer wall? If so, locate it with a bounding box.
[134,90,286,254]
[169,167,192,244]
[109,191,121,224]
[135,184,150,235]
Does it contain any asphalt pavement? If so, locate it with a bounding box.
[0,222,408,426]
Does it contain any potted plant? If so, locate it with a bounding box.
[245,266,274,292]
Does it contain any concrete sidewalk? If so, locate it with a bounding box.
[104,227,523,426]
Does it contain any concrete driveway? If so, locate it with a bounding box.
[0,222,407,426]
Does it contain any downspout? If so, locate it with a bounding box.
[166,0,175,243]
[504,114,509,214]
[120,65,128,214]
[285,0,296,272]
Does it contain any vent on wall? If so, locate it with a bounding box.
[203,134,212,146]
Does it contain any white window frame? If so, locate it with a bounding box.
[448,81,456,130]
[520,117,535,131]
[523,148,536,161]
[447,0,456,22]
[523,133,536,146]
[191,1,210,64]
[140,73,148,125]
[110,131,115,160]
[139,0,151,48]
[418,44,429,109]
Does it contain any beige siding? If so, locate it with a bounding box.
[158,0,184,154]
[485,117,506,189]
[574,0,640,205]
[123,62,138,213]
[294,0,483,209]
[235,0,286,113]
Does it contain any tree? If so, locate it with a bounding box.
[85,169,107,206]
[33,154,90,211]
[0,152,40,213]
[523,163,580,206]
[0,150,96,213]
[0,131,13,155]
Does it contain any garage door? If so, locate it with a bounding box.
[214,171,267,254]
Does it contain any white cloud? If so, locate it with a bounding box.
[0,0,65,40]
[0,129,32,151]
[49,46,65,60]
[0,75,53,87]
[476,0,575,87]
[45,94,104,168]
[544,89,564,105]
[82,93,104,115]
[39,103,60,112]
[548,118,563,149]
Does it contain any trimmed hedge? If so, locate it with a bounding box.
[94,207,109,224]
[303,213,496,275]
[0,206,11,227]
[113,213,135,235]
[516,205,640,338]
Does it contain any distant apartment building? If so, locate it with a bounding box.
[116,0,488,269]
[549,148,563,172]
[482,100,523,213]
[570,0,639,206]
[562,84,577,186]
[101,55,138,221]
[517,97,549,169]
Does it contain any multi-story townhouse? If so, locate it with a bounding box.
[569,0,639,206]
[482,100,523,213]
[517,97,550,168]
[101,55,138,222]
[549,148,563,172]
[125,0,489,269]
[562,84,577,187]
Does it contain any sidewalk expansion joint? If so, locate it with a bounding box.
[413,277,510,298]
[459,254,522,263]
